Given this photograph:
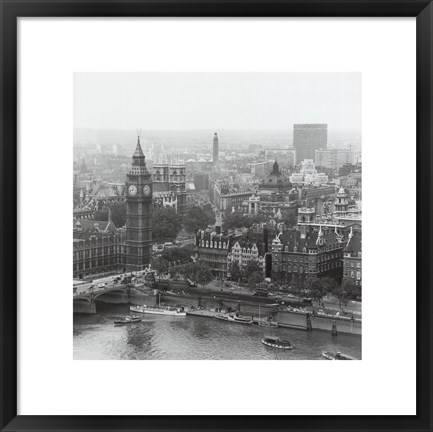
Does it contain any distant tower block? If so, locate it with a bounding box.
[213,132,219,164]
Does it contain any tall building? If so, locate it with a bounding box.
[125,137,153,271]
[315,149,353,170]
[213,132,219,164]
[293,124,327,163]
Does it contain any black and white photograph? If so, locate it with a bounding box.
[73,72,362,360]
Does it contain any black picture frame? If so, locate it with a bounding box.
[1,1,432,431]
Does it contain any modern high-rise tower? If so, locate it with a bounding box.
[213,132,219,164]
[293,124,327,163]
[125,136,153,270]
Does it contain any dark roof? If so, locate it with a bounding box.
[73,218,117,232]
[196,230,241,252]
[344,233,361,254]
[279,228,341,251]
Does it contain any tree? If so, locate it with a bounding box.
[248,271,264,289]
[290,276,302,296]
[281,208,298,228]
[179,261,214,288]
[223,213,247,230]
[152,207,183,243]
[320,277,338,297]
[222,212,269,231]
[151,257,169,280]
[168,265,179,279]
[197,264,213,288]
[342,278,361,300]
[333,281,349,308]
[179,262,200,285]
[333,279,361,308]
[228,261,241,282]
[181,243,196,256]
[243,261,262,281]
[305,277,327,303]
[306,277,338,302]
[161,246,192,265]
[183,204,215,233]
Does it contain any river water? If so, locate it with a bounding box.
[73,304,362,360]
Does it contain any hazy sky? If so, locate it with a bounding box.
[74,72,361,132]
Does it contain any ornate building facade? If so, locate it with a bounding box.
[73,137,154,278]
[271,226,344,287]
[73,218,126,278]
[227,241,266,275]
[152,161,187,216]
[256,161,298,214]
[196,230,233,279]
[343,227,362,287]
[125,137,153,271]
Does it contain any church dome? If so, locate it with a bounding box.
[260,161,292,189]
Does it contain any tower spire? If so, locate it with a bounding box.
[133,133,145,159]
[347,226,353,245]
[316,225,324,245]
[131,131,147,170]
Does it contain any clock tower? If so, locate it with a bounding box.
[125,136,153,270]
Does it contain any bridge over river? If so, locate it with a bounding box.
[73,283,153,314]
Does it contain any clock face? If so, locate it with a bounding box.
[128,184,137,196]
[143,185,151,196]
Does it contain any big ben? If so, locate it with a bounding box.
[125,136,152,270]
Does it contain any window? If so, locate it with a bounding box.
[357,263,361,268]
[357,271,361,280]
[351,271,354,278]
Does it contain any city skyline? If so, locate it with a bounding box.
[73,72,362,361]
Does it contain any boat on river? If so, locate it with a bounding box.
[322,351,357,360]
[130,304,186,317]
[214,314,253,325]
[258,320,279,328]
[261,337,293,350]
[258,305,278,327]
[114,315,142,325]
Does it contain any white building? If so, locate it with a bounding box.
[290,159,328,185]
[227,241,265,275]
